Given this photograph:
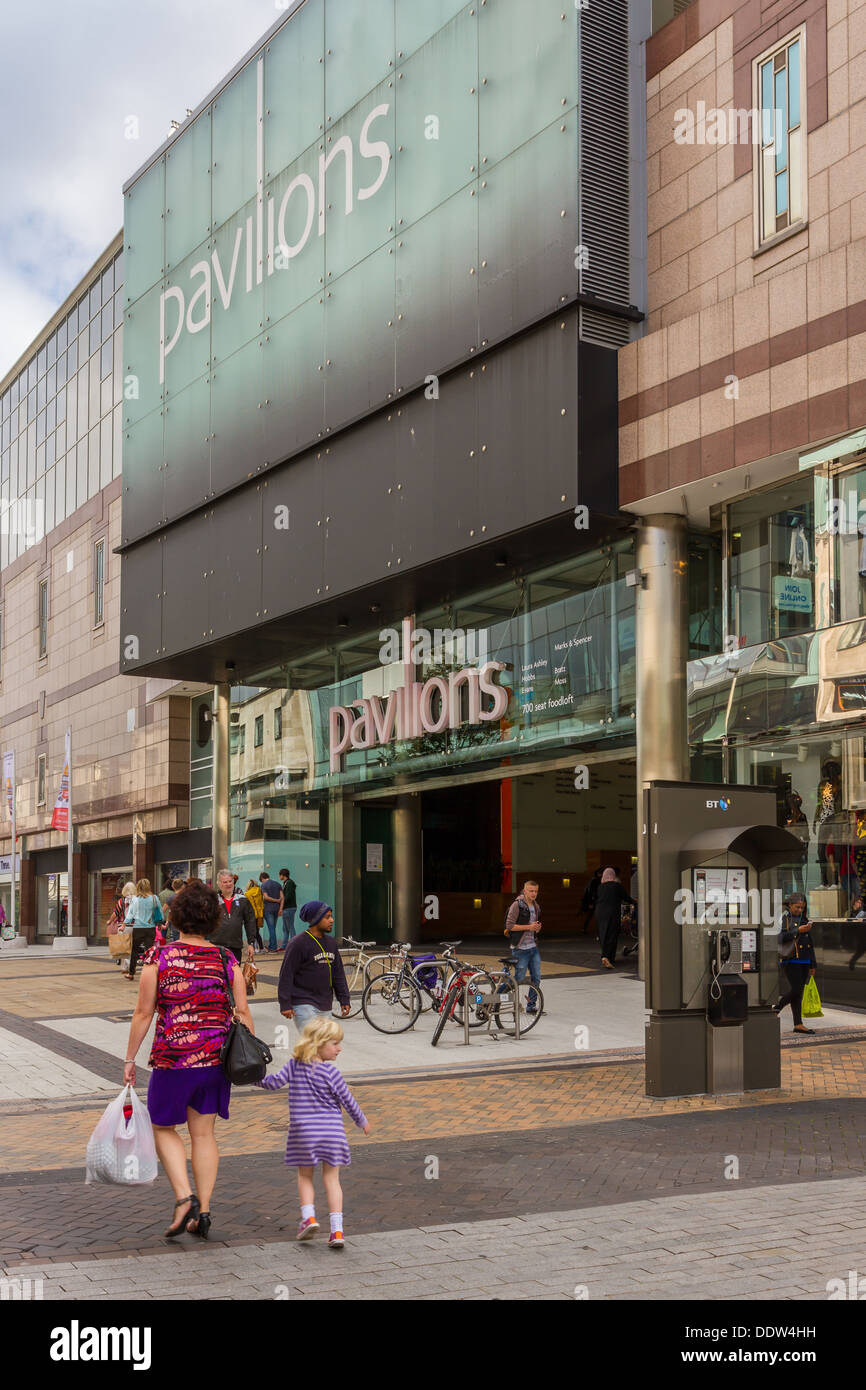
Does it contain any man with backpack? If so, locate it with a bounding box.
[504,880,543,1015]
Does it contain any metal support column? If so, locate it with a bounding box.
[392,793,421,944]
[636,514,690,985]
[212,682,231,875]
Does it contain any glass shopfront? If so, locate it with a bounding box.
[226,543,644,930]
[690,444,866,1001]
[37,872,68,935]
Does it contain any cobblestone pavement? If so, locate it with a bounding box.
[4,951,866,1300]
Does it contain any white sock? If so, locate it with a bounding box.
[301,1204,315,1221]
[330,1211,343,1233]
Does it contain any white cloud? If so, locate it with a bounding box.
[0,0,281,378]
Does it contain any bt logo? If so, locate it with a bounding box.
[706,798,731,810]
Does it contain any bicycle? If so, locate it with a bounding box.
[430,956,506,1047]
[334,937,399,1019]
[409,941,466,1012]
[361,943,425,1033]
[491,952,545,1034]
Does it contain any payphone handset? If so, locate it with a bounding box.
[679,861,770,1008]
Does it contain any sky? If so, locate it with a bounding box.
[0,0,285,381]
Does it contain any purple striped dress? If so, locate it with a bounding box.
[256,1058,367,1167]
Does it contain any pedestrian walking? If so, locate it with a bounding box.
[158,877,175,911]
[580,868,603,934]
[260,870,284,952]
[210,869,257,964]
[123,879,255,1240]
[256,1016,369,1248]
[773,892,818,1034]
[503,879,543,1014]
[277,901,351,1030]
[279,868,298,941]
[244,878,265,951]
[163,877,186,943]
[595,866,634,969]
[123,879,165,981]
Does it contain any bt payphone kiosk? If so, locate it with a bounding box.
[644,783,806,1098]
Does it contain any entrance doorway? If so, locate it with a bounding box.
[360,805,394,943]
[356,757,637,942]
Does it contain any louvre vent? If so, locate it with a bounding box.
[578,0,631,349]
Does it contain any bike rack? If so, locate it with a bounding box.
[462,970,521,1046]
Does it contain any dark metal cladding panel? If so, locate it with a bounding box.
[263,296,325,463]
[320,418,398,596]
[161,518,210,654]
[394,188,479,391]
[477,320,578,537]
[120,406,164,544]
[385,393,439,575]
[163,377,212,519]
[210,336,265,494]
[478,120,578,346]
[425,365,480,558]
[577,343,620,516]
[119,538,163,672]
[323,247,396,428]
[261,446,324,615]
[208,489,264,635]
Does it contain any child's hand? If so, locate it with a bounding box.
[362,1122,371,1135]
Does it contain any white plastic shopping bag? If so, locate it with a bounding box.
[85,1085,158,1185]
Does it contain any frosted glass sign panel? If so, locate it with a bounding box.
[123,0,581,547]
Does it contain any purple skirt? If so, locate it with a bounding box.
[147,1064,230,1126]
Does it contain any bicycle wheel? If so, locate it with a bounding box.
[451,971,498,1028]
[410,961,452,1012]
[362,973,422,1033]
[493,979,544,1034]
[430,980,462,1047]
[333,955,364,1018]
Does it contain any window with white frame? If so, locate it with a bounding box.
[37,754,46,807]
[93,537,105,625]
[756,31,805,245]
[38,577,48,657]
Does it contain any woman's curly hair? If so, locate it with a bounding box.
[169,880,222,937]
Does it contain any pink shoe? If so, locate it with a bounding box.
[328,1230,344,1249]
[297,1217,319,1241]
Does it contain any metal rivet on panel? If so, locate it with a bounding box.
[561,494,567,502]
[469,529,475,537]
[561,408,567,416]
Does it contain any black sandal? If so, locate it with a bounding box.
[188,1210,211,1240]
[165,1194,199,1238]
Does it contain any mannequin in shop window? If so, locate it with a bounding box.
[789,517,811,578]
[813,760,842,886]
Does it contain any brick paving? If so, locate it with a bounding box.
[3,949,866,1300]
[5,1175,866,1301]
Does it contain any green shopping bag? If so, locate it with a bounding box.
[802,976,823,1018]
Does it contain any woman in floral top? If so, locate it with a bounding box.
[123,880,255,1240]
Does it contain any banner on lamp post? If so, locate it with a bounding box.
[3,751,13,824]
[51,731,70,832]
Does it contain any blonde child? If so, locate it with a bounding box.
[256,1016,369,1248]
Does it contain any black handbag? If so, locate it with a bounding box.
[217,949,272,1085]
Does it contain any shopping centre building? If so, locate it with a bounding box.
[5,0,866,956]
[117,0,653,943]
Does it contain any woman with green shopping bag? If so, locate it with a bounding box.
[773,893,818,1034]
